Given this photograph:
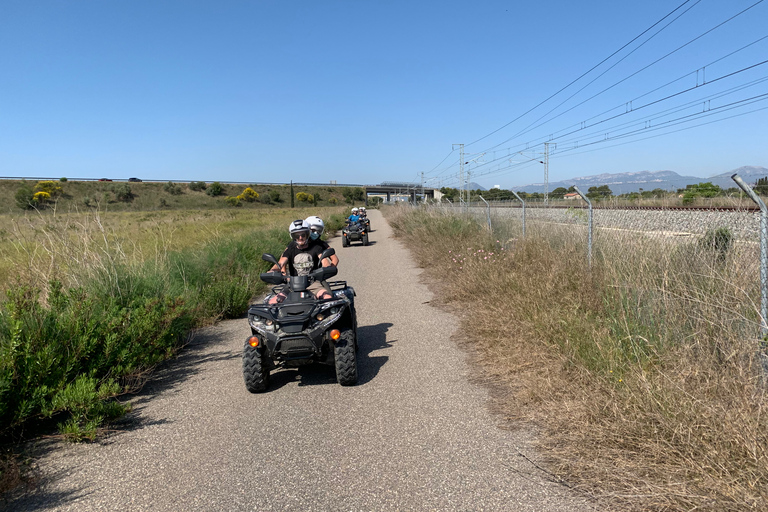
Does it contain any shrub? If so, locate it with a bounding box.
[269,190,281,203]
[206,182,223,197]
[329,197,338,205]
[15,184,35,210]
[239,187,258,202]
[59,177,68,182]
[33,191,51,204]
[699,226,733,263]
[226,196,241,207]
[110,183,134,202]
[296,192,309,202]
[164,181,183,195]
[189,181,207,192]
[35,181,63,198]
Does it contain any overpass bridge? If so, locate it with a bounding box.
[364,182,439,203]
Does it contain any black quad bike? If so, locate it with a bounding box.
[242,248,358,392]
[342,220,369,247]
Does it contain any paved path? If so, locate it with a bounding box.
[9,209,594,511]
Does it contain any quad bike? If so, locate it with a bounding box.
[243,248,358,392]
[342,220,369,247]
[360,215,371,231]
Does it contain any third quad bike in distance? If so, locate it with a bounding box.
[342,220,369,247]
[242,248,358,392]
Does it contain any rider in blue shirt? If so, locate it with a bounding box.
[347,207,360,223]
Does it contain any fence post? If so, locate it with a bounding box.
[510,189,526,239]
[572,186,593,268]
[479,195,491,231]
[732,174,768,340]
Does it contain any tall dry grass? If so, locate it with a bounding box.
[386,204,768,511]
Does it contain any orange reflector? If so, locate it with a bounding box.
[248,336,260,347]
[330,329,341,340]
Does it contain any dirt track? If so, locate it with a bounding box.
[9,209,594,511]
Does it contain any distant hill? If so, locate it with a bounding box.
[512,166,768,195]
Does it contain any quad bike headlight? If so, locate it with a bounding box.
[249,315,276,332]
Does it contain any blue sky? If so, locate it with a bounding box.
[1,0,766,190]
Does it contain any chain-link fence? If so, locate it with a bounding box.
[428,176,768,356]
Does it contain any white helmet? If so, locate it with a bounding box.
[360,207,366,212]
[351,207,359,214]
[305,215,324,240]
[288,219,310,242]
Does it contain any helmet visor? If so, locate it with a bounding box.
[291,230,310,240]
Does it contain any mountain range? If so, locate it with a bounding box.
[509,166,768,195]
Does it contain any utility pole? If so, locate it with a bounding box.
[421,171,425,203]
[453,143,464,203]
[466,170,471,210]
[544,142,550,205]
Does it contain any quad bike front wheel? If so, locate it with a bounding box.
[362,234,369,246]
[243,340,270,392]
[334,329,358,386]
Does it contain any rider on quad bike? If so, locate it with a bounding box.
[268,219,336,303]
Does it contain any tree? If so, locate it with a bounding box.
[586,185,612,199]
[341,187,364,203]
[550,187,568,199]
[682,182,721,204]
[439,187,459,201]
[755,177,768,196]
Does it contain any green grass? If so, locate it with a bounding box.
[0,205,348,443]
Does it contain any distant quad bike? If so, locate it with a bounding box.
[242,249,358,392]
[342,220,369,247]
[360,215,371,231]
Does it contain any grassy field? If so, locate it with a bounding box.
[0,202,348,494]
[385,204,768,512]
[0,178,360,215]
[0,207,344,292]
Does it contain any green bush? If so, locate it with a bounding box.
[189,181,207,192]
[206,182,223,197]
[699,227,733,263]
[0,222,292,441]
[110,183,134,202]
[269,190,281,203]
[14,184,34,210]
[164,181,183,195]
